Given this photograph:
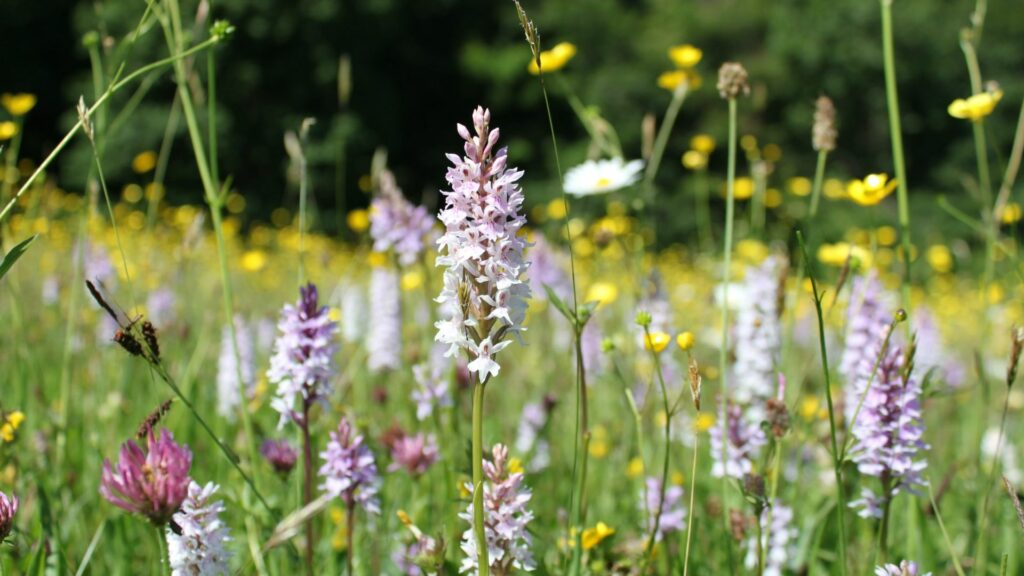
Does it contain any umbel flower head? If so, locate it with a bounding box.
[435,107,531,383]
[370,168,436,266]
[100,429,193,525]
[849,342,929,519]
[268,283,338,428]
[166,482,232,576]
[563,157,644,197]
[0,491,17,542]
[319,417,381,514]
[459,444,535,575]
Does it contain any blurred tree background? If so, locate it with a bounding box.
[2,0,1021,244]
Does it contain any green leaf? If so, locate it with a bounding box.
[0,234,37,280]
[543,283,575,325]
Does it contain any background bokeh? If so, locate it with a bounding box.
[3,0,1022,243]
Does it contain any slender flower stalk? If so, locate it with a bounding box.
[797,231,847,574]
[880,0,913,315]
[435,107,530,575]
[640,321,674,569]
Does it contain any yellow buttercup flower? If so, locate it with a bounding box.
[581,522,616,550]
[948,90,1002,121]
[508,457,524,475]
[367,251,388,268]
[676,331,695,351]
[401,270,423,292]
[765,188,783,208]
[724,177,755,200]
[240,249,267,272]
[926,245,953,274]
[668,44,702,69]
[657,69,702,91]
[585,282,619,306]
[1,411,24,443]
[694,412,715,432]
[626,456,645,478]
[0,121,17,141]
[681,150,707,170]
[817,242,873,269]
[847,173,897,206]
[589,439,608,459]
[131,151,158,174]
[1,93,37,116]
[346,209,369,233]
[547,198,567,220]
[527,42,577,75]
[876,225,898,247]
[799,396,820,422]
[787,176,811,197]
[1000,202,1022,225]
[644,331,671,353]
[691,134,715,154]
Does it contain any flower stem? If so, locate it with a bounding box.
[809,150,828,219]
[472,379,489,576]
[155,524,169,576]
[718,96,739,566]
[301,402,315,576]
[346,499,356,576]
[641,326,672,570]
[568,327,590,576]
[796,231,847,575]
[682,426,700,576]
[880,0,913,318]
[644,81,690,190]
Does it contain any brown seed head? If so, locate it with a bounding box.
[812,96,837,152]
[717,62,750,100]
[765,398,791,438]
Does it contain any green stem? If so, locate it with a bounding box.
[682,427,700,576]
[975,388,1010,572]
[880,0,913,318]
[809,150,828,219]
[568,327,590,576]
[645,81,690,189]
[154,524,169,576]
[472,379,489,576]
[641,326,672,569]
[928,480,967,576]
[695,169,713,252]
[796,231,847,575]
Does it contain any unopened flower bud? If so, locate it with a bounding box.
[635,310,652,327]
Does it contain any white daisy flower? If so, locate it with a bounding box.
[563,158,644,196]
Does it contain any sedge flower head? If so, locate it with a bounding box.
[847,173,897,206]
[563,157,644,197]
[948,90,1002,121]
[1,93,37,116]
[459,444,536,574]
[0,491,17,542]
[527,42,576,75]
[668,44,702,68]
[319,417,381,514]
[267,283,338,428]
[435,107,530,383]
[100,429,193,525]
[166,481,232,576]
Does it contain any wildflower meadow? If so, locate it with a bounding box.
[1,0,1024,575]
